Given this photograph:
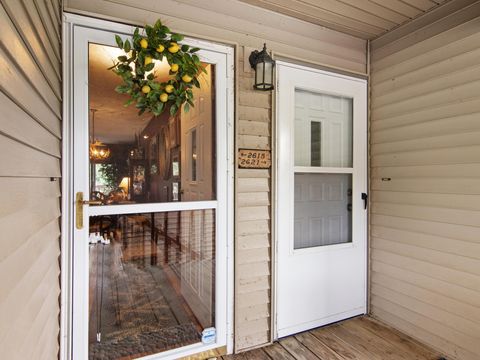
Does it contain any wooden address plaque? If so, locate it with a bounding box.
[238,149,271,169]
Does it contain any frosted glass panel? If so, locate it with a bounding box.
[294,90,353,167]
[294,173,352,249]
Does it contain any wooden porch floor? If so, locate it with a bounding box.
[223,316,443,360]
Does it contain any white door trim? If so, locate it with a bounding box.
[274,60,368,339]
[61,13,234,360]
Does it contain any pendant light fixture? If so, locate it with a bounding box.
[89,108,111,161]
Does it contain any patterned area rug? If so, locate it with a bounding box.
[89,323,200,360]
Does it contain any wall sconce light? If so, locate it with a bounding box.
[249,43,275,91]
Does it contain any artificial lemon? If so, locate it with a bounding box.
[144,56,152,66]
[141,85,151,94]
[170,63,179,72]
[156,44,165,52]
[168,42,179,53]
[165,84,174,93]
[182,74,193,83]
[160,93,168,102]
[140,38,148,49]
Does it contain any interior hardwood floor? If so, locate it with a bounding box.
[223,316,444,360]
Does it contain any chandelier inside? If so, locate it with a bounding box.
[89,108,111,161]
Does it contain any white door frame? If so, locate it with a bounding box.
[61,13,234,360]
[274,61,368,338]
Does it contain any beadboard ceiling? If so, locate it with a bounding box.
[238,0,451,39]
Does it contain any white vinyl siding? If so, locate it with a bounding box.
[370,3,480,359]
[0,0,62,359]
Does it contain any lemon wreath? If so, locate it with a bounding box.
[111,20,205,116]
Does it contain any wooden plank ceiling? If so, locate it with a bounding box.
[238,0,450,39]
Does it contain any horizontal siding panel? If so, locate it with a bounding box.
[372,214,480,243]
[237,178,269,193]
[372,16,480,72]
[237,247,270,264]
[371,145,480,167]
[236,234,270,250]
[371,130,480,155]
[371,96,480,131]
[0,48,61,137]
[238,105,270,123]
[372,237,480,276]
[237,169,270,178]
[372,225,480,259]
[238,134,270,150]
[371,202,480,226]
[237,289,270,308]
[237,276,270,294]
[373,63,480,110]
[0,6,61,113]
[371,272,480,323]
[235,303,269,322]
[2,0,61,85]
[237,262,270,279]
[1,92,60,156]
[371,191,480,211]
[237,192,270,207]
[370,177,480,195]
[372,80,480,120]
[34,0,61,44]
[371,293,480,354]
[371,112,480,144]
[371,306,479,360]
[237,206,270,221]
[235,331,270,351]
[373,46,480,96]
[371,248,480,293]
[0,134,61,177]
[371,260,480,308]
[238,120,270,136]
[237,220,270,236]
[371,164,480,179]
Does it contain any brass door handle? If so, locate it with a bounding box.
[83,200,103,205]
[76,192,102,229]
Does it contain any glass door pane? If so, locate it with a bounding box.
[87,42,217,359]
[88,43,215,205]
[294,89,353,249]
[88,210,215,359]
[294,90,352,168]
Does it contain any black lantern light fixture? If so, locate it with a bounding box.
[249,43,275,91]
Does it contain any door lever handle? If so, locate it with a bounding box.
[361,193,368,210]
[76,192,102,229]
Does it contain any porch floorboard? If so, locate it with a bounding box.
[224,316,443,359]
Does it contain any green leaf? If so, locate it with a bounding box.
[124,98,135,107]
[134,28,139,36]
[184,102,190,113]
[189,47,200,53]
[124,39,131,53]
[115,35,123,49]
[171,33,184,42]
[192,54,200,64]
[118,55,128,62]
[170,104,178,116]
[144,63,155,71]
[181,44,189,52]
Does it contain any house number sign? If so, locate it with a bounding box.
[238,149,271,169]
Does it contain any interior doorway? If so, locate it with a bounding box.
[276,62,368,338]
[63,15,233,360]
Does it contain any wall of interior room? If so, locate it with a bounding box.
[369,3,480,359]
[0,0,62,359]
[63,0,367,351]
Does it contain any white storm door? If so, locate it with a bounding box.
[276,62,367,338]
